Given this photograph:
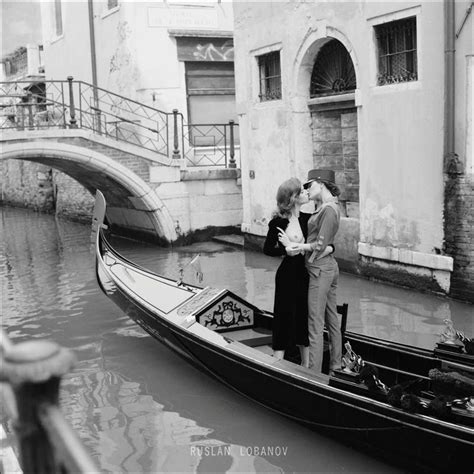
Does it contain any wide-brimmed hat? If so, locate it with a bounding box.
[303,169,336,189]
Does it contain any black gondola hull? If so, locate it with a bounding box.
[96,252,473,473]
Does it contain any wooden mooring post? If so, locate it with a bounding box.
[0,330,97,473]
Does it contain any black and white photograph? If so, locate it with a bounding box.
[1,1,473,473]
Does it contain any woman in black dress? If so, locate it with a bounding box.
[263,178,333,367]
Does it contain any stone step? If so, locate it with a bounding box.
[212,234,244,248]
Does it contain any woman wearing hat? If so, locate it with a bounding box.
[282,170,342,374]
[264,177,334,367]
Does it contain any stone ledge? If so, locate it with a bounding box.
[358,242,453,272]
[181,168,241,181]
[149,165,181,183]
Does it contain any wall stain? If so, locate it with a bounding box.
[362,198,420,248]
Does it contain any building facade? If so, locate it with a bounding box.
[2,1,243,236]
[39,0,238,154]
[233,1,473,301]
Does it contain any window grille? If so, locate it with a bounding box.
[310,39,356,97]
[258,51,282,101]
[108,0,118,9]
[375,16,417,86]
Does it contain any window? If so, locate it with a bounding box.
[258,51,281,101]
[185,62,238,145]
[107,0,118,9]
[375,16,417,86]
[310,39,356,97]
[54,0,63,37]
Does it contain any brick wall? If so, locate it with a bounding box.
[53,170,94,222]
[311,107,359,217]
[56,137,151,182]
[444,173,474,302]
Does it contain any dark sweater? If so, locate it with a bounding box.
[263,213,311,257]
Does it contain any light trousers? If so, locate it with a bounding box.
[306,256,342,373]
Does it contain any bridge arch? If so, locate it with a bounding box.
[1,141,177,242]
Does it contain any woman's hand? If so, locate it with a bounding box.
[286,243,305,256]
[277,227,291,247]
[315,244,334,260]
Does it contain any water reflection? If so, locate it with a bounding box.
[337,273,473,349]
[2,207,472,473]
[60,351,283,474]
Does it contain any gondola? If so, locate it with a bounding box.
[93,192,473,473]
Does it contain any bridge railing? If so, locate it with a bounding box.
[0,78,171,157]
[0,78,239,168]
[181,120,239,168]
[0,330,98,473]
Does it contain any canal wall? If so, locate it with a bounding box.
[0,159,57,213]
[0,158,95,222]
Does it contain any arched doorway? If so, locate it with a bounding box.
[309,38,359,218]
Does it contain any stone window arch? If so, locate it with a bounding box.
[310,39,356,98]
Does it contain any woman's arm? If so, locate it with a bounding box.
[316,244,335,260]
[289,208,338,257]
[263,221,286,257]
[290,241,333,255]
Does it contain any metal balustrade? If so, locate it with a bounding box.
[182,121,239,167]
[0,78,238,168]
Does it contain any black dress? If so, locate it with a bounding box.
[263,214,310,351]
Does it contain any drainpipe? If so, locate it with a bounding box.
[444,0,460,173]
[87,0,99,106]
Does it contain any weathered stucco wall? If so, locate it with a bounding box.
[235,1,445,246]
[234,1,473,297]
[40,1,234,122]
[40,2,93,82]
[360,3,445,255]
[154,168,243,242]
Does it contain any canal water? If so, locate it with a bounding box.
[1,208,472,474]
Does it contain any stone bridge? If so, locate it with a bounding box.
[1,129,242,243]
[0,79,242,244]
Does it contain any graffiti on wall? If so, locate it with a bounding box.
[176,38,234,62]
[192,41,234,61]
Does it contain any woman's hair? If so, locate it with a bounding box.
[274,177,302,218]
[320,180,341,197]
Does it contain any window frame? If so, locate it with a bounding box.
[375,16,418,86]
[257,50,282,102]
[367,6,422,91]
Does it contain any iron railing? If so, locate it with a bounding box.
[182,120,239,167]
[0,78,238,168]
[0,78,171,157]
